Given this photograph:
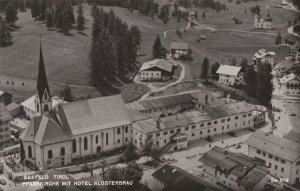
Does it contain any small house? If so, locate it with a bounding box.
[216,65,243,86]
[170,42,190,59]
[139,59,174,81]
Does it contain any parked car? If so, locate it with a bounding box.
[248,128,256,132]
[227,131,238,137]
[0,179,6,185]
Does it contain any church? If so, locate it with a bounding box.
[20,43,132,170]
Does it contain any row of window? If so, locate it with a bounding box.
[268,162,285,173]
[0,127,9,132]
[0,81,25,86]
[0,134,10,139]
[142,72,160,76]
[256,149,286,164]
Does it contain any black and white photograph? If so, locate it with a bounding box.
[0,0,300,190]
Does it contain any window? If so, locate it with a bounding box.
[207,122,211,126]
[207,129,210,133]
[28,146,32,158]
[147,134,153,139]
[106,133,109,145]
[192,133,195,137]
[227,118,231,121]
[125,126,128,133]
[214,128,216,132]
[170,130,174,134]
[248,113,252,116]
[163,131,168,135]
[269,162,272,168]
[192,125,196,129]
[297,170,299,174]
[221,119,225,123]
[296,161,300,166]
[281,167,284,173]
[72,139,76,153]
[117,139,120,143]
[222,126,224,130]
[48,150,53,159]
[125,137,128,142]
[257,150,261,154]
[117,128,120,134]
[243,114,247,118]
[200,131,202,135]
[235,116,239,120]
[281,159,286,164]
[44,104,49,112]
[84,137,88,150]
[275,157,279,161]
[61,147,65,156]
[156,133,160,137]
[262,152,266,157]
[96,136,98,144]
[200,124,204,127]
[185,127,189,130]
[275,165,278,170]
[268,154,273,159]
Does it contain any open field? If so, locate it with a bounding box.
[0,0,298,98]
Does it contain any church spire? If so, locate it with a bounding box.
[36,35,51,102]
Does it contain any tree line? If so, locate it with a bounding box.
[90,5,141,89]
[86,0,159,16]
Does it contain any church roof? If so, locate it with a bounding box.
[20,113,71,146]
[58,95,131,136]
[36,43,51,102]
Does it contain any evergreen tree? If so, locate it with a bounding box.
[62,13,72,34]
[123,143,139,162]
[200,57,210,80]
[202,11,206,19]
[46,11,53,30]
[19,0,26,12]
[275,32,282,45]
[60,84,74,102]
[256,63,272,104]
[0,16,12,47]
[5,3,18,26]
[30,0,40,19]
[56,12,63,30]
[211,62,220,79]
[152,35,162,58]
[231,58,237,66]
[244,65,257,98]
[20,140,25,163]
[76,3,85,32]
[39,0,47,22]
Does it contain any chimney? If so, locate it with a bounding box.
[243,167,247,174]
[156,117,160,129]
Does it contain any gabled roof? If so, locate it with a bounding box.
[291,41,300,51]
[0,103,12,122]
[253,49,275,59]
[21,95,67,112]
[199,147,268,190]
[139,59,173,73]
[279,73,300,84]
[58,95,131,136]
[170,42,189,50]
[216,65,242,76]
[246,130,300,162]
[152,164,220,191]
[20,113,71,146]
[274,59,295,70]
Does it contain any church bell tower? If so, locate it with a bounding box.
[35,36,52,116]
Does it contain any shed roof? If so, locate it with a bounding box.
[139,59,173,73]
[216,65,242,76]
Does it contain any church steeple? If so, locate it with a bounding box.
[35,36,52,116]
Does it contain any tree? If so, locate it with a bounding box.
[240,58,248,72]
[195,11,198,19]
[5,3,18,26]
[202,11,206,19]
[62,13,72,34]
[20,140,25,163]
[275,32,282,46]
[152,35,162,58]
[200,57,210,80]
[0,16,12,47]
[143,140,153,161]
[123,143,139,162]
[76,3,85,32]
[46,12,53,30]
[149,147,162,161]
[231,58,237,66]
[244,65,257,98]
[256,63,272,105]
[19,0,26,12]
[31,0,40,19]
[39,0,47,22]
[211,62,220,79]
[60,85,73,102]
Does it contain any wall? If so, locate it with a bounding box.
[0,120,11,143]
[141,71,161,81]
